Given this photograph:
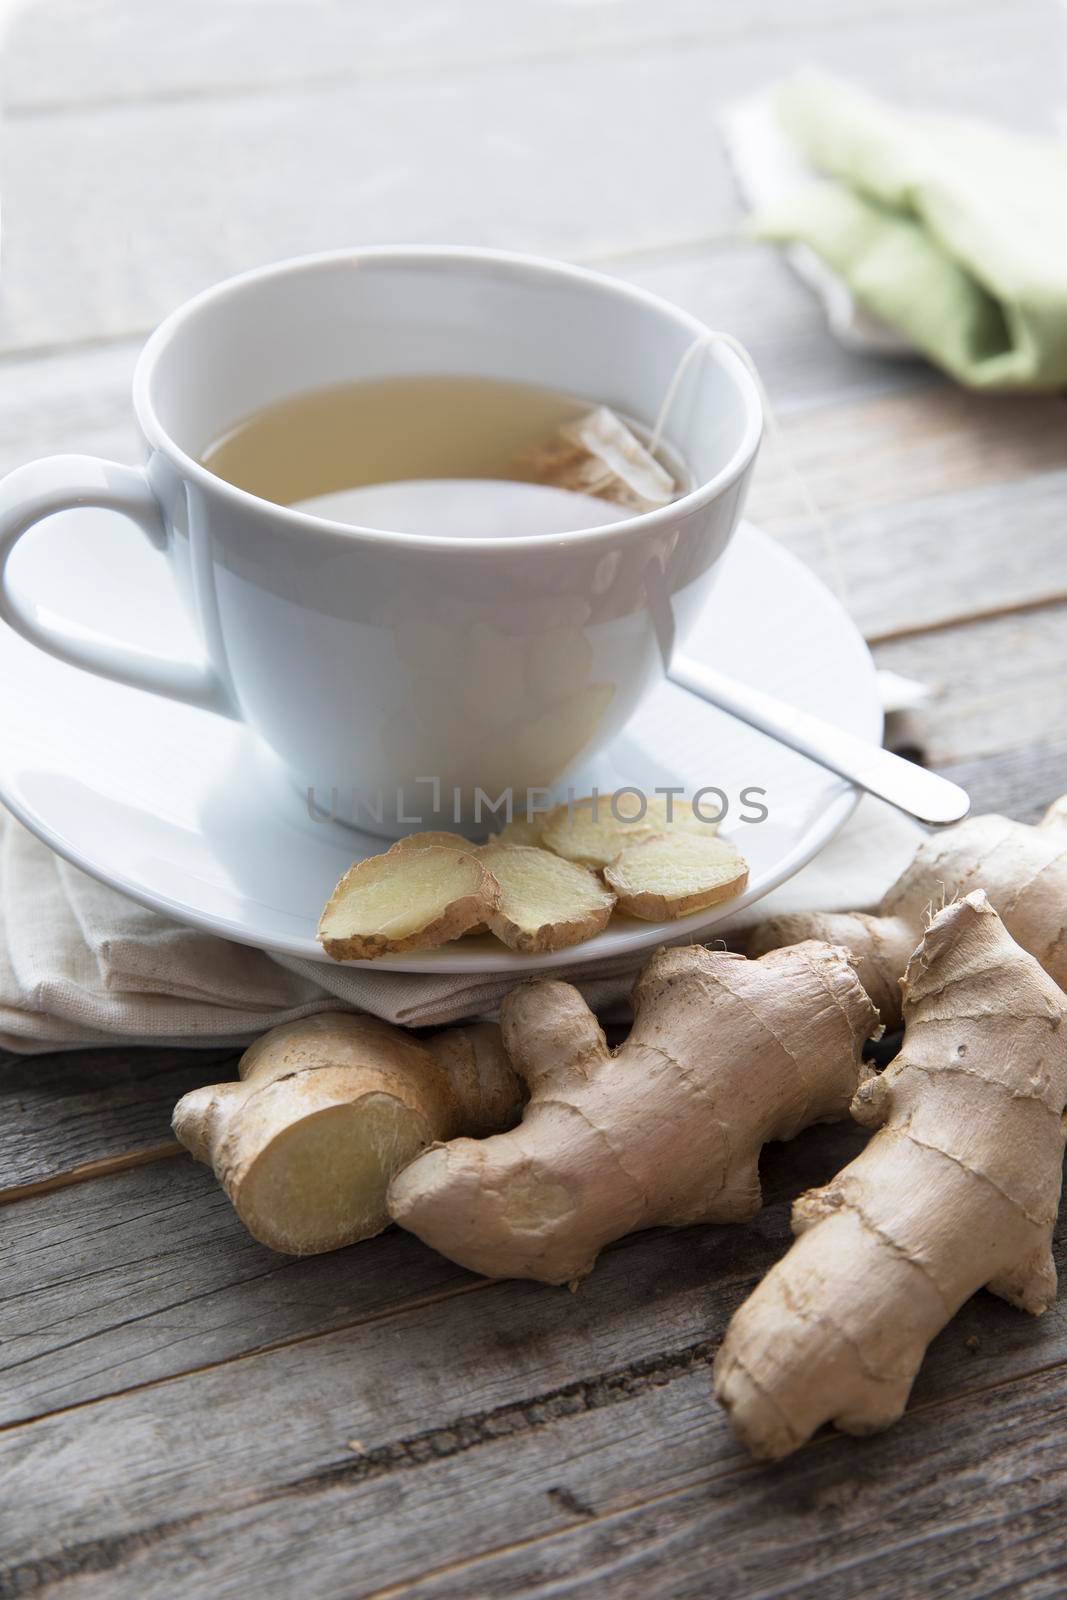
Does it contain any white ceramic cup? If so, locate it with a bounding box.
[0,247,761,830]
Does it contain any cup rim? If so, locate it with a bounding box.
[133,244,763,553]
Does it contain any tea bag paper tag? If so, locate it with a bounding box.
[519,406,677,513]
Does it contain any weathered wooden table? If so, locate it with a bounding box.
[3,2,1067,1594]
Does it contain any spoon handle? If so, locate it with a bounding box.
[669,653,970,827]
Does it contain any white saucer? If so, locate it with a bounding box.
[0,516,880,973]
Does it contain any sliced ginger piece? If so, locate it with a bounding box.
[476,843,615,953]
[389,832,482,935]
[386,830,476,855]
[496,815,547,848]
[318,846,499,960]
[173,1012,524,1254]
[542,793,716,869]
[604,833,748,921]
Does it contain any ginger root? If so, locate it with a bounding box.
[604,832,748,921]
[173,1012,524,1254]
[387,942,877,1286]
[746,794,1067,1026]
[715,891,1067,1461]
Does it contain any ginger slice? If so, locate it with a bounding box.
[388,942,877,1285]
[476,843,615,953]
[517,406,677,513]
[542,793,716,869]
[715,891,1067,1461]
[318,846,499,960]
[604,833,749,921]
[173,1013,524,1254]
[745,791,1067,1026]
[496,815,548,848]
[386,830,476,855]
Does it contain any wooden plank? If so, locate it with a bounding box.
[0,340,141,474]
[0,1047,237,1199]
[934,742,1067,827]
[0,1354,729,1598]
[0,54,744,355]
[3,1270,1067,1598]
[6,0,1056,115]
[356,1365,1067,1600]
[0,1121,868,1418]
[874,606,1067,772]
[2,1122,1066,1575]
[771,468,1067,642]
[0,1116,867,1425]
[748,386,1067,526]
[0,1218,754,1566]
[0,1,1059,356]
[0,1155,480,1424]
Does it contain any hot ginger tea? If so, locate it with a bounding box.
[202,374,686,538]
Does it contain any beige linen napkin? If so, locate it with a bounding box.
[0,799,919,1054]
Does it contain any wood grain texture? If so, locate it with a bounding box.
[2,1129,1065,1587]
[749,387,1067,527]
[934,742,1067,827]
[874,606,1067,771]
[0,1122,868,1425]
[0,1232,757,1568]
[2,1194,1065,1598]
[0,54,745,353]
[772,469,1067,642]
[0,1129,872,1561]
[9,1370,1067,1600]
[360,1365,1067,1600]
[0,1047,236,1199]
[0,1,1060,354]
[0,340,141,469]
[6,0,1025,113]
[0,1154,480,1424]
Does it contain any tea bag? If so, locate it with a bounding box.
[516,406,677,513]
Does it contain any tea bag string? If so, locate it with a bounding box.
[649,330,850,614]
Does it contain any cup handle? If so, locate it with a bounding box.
[0,455,234,715]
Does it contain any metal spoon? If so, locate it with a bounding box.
[646,566,970,828]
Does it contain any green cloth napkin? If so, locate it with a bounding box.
[756,74,1067,390]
